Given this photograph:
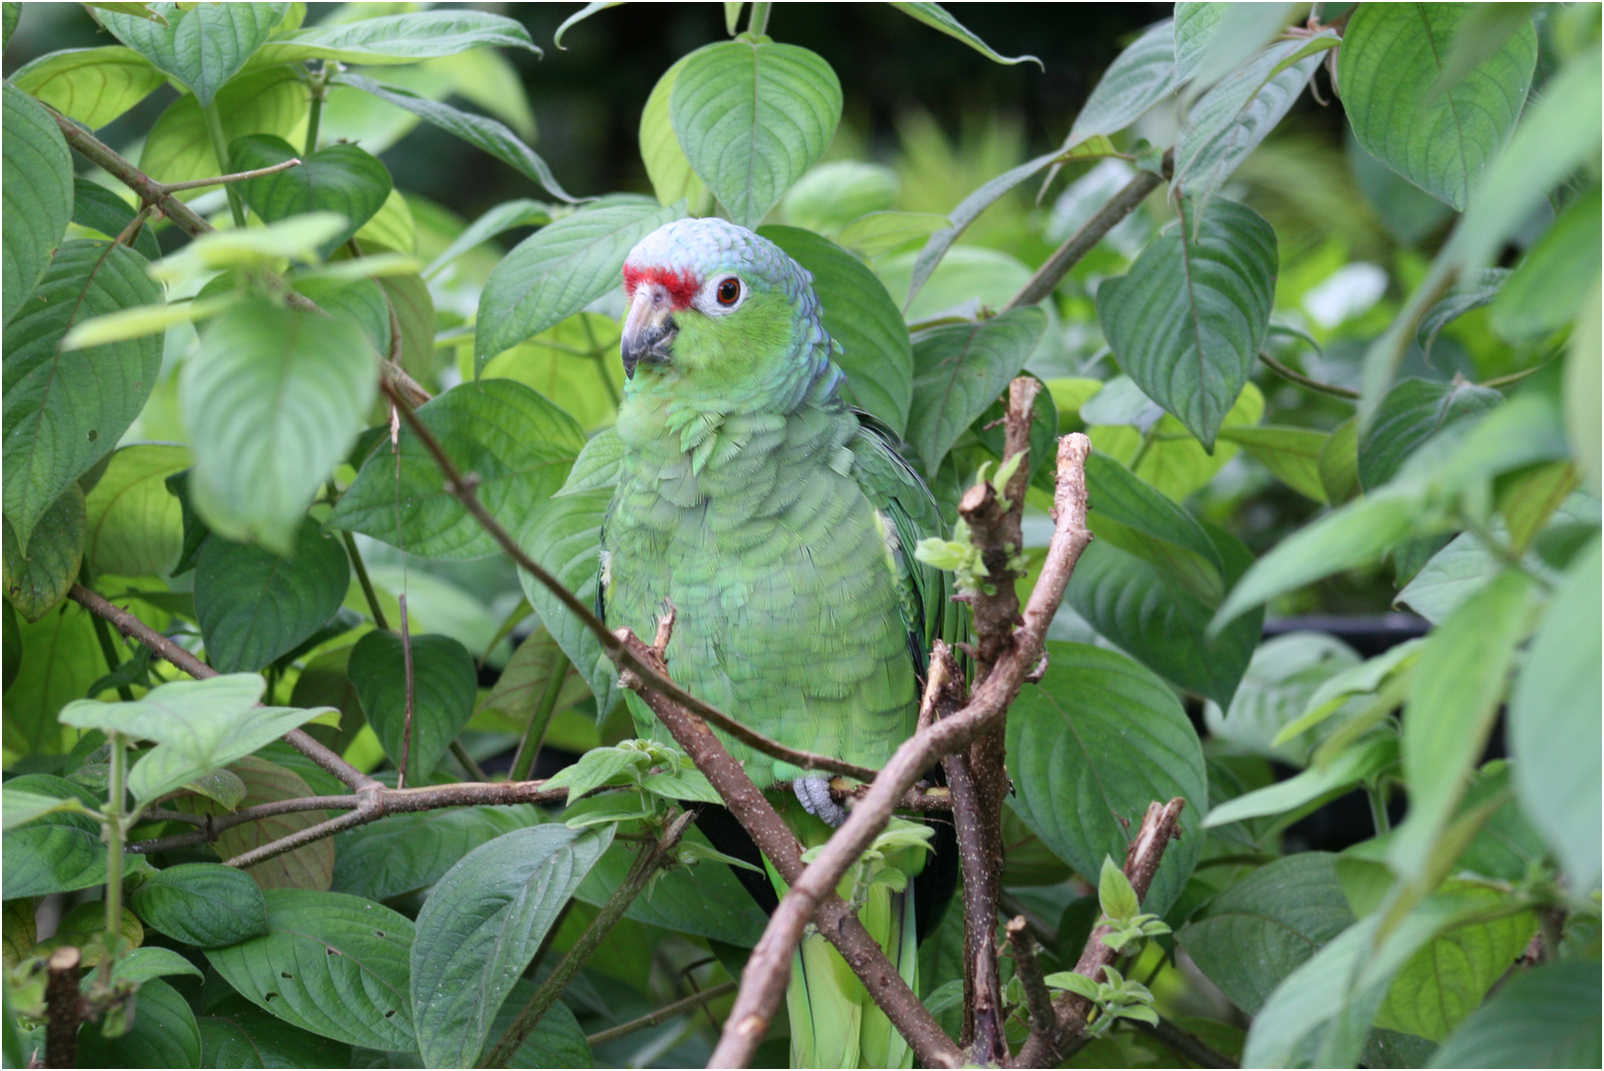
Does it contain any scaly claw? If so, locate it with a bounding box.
[793,776,848,827]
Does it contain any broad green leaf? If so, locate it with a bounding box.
[177,756,334,891]
[330,379,585,560]
[253,9,539,66]
[1277,639,1425,748]
[1172,3,1224,84]
[906,307,1045,474]
[332,74,577,203]
[473,626,589,734]
[61,295,234,350]
[198,998,352,1069]
[1319,416,1360,503]
[481,985,592,1067]
[1395,528,1518,626]
[230,136,393,256]
[573,829,769,945]
[639,52,710,210]
[515,487,615,719]
[1204,633,1361,766]
[411,824,612,1068]
[331,806,537,901]
[1180,2,1301,93]
[669,39,842,228]
[886,3,1041,67]
[477,201,679,363]
[3,241,162,549]
[835,210,948,260]
[762,225,913,434]
[149,213,345,284]
[779,161,898,235]
[424,198,552,279]
[181,298,377,554]
[1509,538,1601,891]
[12,46,166,129]
[2,83,74,326]
[474,312,623,433]
[289,274,391,358]
[70,178,161,261]
[1084,451,1225,596]
[1097,198,1276,448]
[2,486,84,622]
[352,187,414,254]
[1348,127,1455,247]
[1375,907,1536,1042]
[2,603,102,757]
[1173,35,1330,214]
[1489,190,1602,341]
[2,821,106,898]
[1203,734,1398,828]
[348,630,476,779]
[1066,19,1177,147]
[206,889,415,1051]
[129,863,269,947]
[139,66,307,188]
[77,978,200,1068]
[1429,961,1602,1068]
[1339,4,1536,209]
[0,786,93,831]
[1179,853,1355,1014]
[1567,279,1601,496]
[1218,425,1329,503]
[1387,571,1536,880]
[192,520,350,672]
[97,1,284,106]
[99,946,204,987]
[1097,383,1267,504]
[1416,268,1508,356]
[1005,642,1207,917]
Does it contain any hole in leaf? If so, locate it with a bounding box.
[375,930,385,938]
[265,992,277,1001]
[280,972,292,979]
[384,1010,396,1018]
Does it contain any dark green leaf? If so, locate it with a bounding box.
[3,486,84,622]
[137,66,306,187]
[12,46,167,130]
[348,630,477,779]
[230,136,392,256]
[99,946,204,987]
[2,603,101,757]
[130,863,268,948]
[2,82,79,326]
[1429,961,1601,1068]
[1006,642,1207,917]
[574,829,769,946]
[3,824,107,899]
[198,997,352,1069]
[3,241,163,549]
[1416,268,1509,357]
[77,978,200,1068]
[329,379,584,560]
[331,807,537,901]
[97,1,284,106]
[206,889,415,1052]
[1097,199,1277,448]
[1084,452,1225,599]
[481,986,593,1067]
[516,487,615,719]
[906,307,1045,474]
[474,627,589,734]
[70,179,161,263]
[193,520,350,672]
[411,824,612,1068]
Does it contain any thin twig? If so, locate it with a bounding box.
[397,594,415,789]
[584,980,738,1047]
[162,156,302,192]
[1004,917,1058,1037]
[48,108,211,236]
[1257,350,1359,399]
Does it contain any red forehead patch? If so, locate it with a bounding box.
[623,265,699,309]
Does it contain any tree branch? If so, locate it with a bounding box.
[1004,916,1057,1038]
[45,947,85,1069]
[584,980,738,1047]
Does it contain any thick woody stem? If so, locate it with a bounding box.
[44,947,84,1069]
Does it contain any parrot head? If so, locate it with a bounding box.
[619,217,833,408]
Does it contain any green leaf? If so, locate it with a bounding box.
[1395,528,1510,626]
[553,2,621,49]
[81,444,189,579]
[1416,268,1509,357]
[1098,198,1276,448]
[1203,733,1398,828]
[77,978,200,1068]
[573,828,769,945]
[3,486,84,622]
[1179,2,1302,93]
[1339,4,1536,210]
[129,863,269,948]
[639,52,710,211]
[761,225,913,434]
[2,603,102,758]
[230,136,392,256]
[330,379,585,560]
[669,40,842,229]
[2,823,106,899]
[1387,571,1537,879]
[835,210,948,260]
[778,161,898,236]
[206,889,415,1051]
[886,3,1041,68]
[70,179,161,261]
[1218,425,1330,503]
[1097,856,1141,921]
[5,239,162,549]
[181,298,377,554]
[100,946,204,987]
[150,215,344,286]
[0,786,93,831]
[475,313,623,434]
[331,74,577,204]
[348,631,476,779]
[1084,450,1226,596]
[1006,642,1206,917]
[1429,961,1602,1068]
[477,201,679,363]
[1375,907,1536,1042]
[193,520,350,672]
[1066,19,1177,147]
[1172,3,1224,84]
[2,84,74,327]
[474,626,588,733]
[1204,632,1361,766]
[906,307,1045,474]
[481,986,592,1067]
[138,66,307,188]
[515,487,615,720]
[12,46,167,129]
[1489,190,1602,342]
[331,807,537,902]
[1277,639,1425,748]
[177,756,334,891]
[1510,537,1601,890]
[97,1,284,106]
[253,9,539,66]
[198,998,352,1068]
[411,824,612,1068]
[1180,852,1355,1015]
[424,198,552,280]
[1567,279,1601,497]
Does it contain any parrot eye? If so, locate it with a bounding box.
[715,277,743,307]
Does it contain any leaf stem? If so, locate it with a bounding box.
[1366,779,1392,835]
[304,64,328,156]
[745,1,771,36]
[103,731,127,957]
[1257,350,1359,399]
[508,661,567,782]
[89,613,136,701]
[200,100,248,227]
[584,980,737,1047]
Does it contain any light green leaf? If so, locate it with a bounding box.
[61,296,234,350]
[230,136,393,257]
[412,824,612,1067]
[97,1,285,106]
[1490,191,1602,342]
[149,213,346,285]
[1339,4,1536,209]
[206,889,415,1051]
[1218,425,1329,503]
[348,631,477,779]
[192,520,350,672]
[181,297,377,554]
[553,2,622,49]
[1510,537,1601,891]
[835,210,949,260]
[1098,856,1141,920]
[1429,961,1602,1068]
[1180,3,1300,93]
[669,39,842,228]
[424,198,552,280]
[1395,527,1522,626]
[1566,279,1601,497]
[1375,906,1536,1042]
[1172,3,1224,84]
[779,161,898,235]
[129,863,269,948]
[1276,638,1425,748]
[252,9,539,66]
[2,486,84,623]
[138,65,307,188]
[198,997,352,1068]
[639,52,709,211]
[1066,19,1176,147]
[2,83,89,326]
[1097,198,1276,448]
[906,307,1045,474]
[515,487,615,720]
[330,378,585,560]
[474,312,623,433]
[762,225,913,434]
[1204,632,1361,766]
[1203,733,1398,828]
[3,241,163,549]
[887,3,1041,68]
[2,604,102,758]
[0,786,94,831]
[12,46,167,129]
[477,201,679,364]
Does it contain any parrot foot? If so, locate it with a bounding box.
[793,776,848,827]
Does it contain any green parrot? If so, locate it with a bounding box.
[600,217,956,1067]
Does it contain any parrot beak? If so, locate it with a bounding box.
[620,283,677,378]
